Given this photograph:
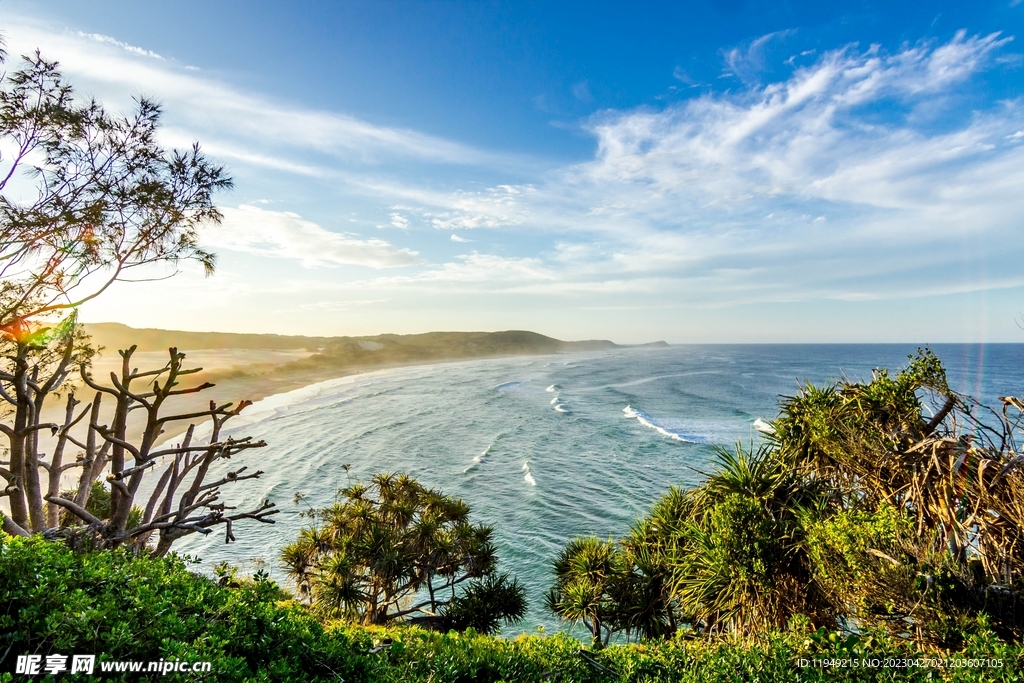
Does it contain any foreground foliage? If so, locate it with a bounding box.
[549,350,1024,646]
[282,472,526,632]
[1,535,1019,682]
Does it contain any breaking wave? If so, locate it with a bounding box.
[623,405,706,443]
[522,461,537,486]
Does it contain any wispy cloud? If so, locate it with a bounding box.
[3,18,512,168]
[24,13,1024,337]
[366,30,1024,305]
[373,252,555,286]
[428,185,533,230]
[207,205,423,268]
[75,31,164,59]
[721,29,797,83]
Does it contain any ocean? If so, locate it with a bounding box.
[168,343,1024,636]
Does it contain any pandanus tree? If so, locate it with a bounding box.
[0,45,277,553]
[281,472,526,634]
[550,350,1024,645]
[546,536,626,648]
[661,445,836,636]
[770,349,1024,643]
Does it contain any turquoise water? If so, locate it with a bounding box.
[169,344,1024,635]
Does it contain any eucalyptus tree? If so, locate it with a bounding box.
[0,49,229,330]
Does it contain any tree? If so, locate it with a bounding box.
[0,49,229,330]
[0,46,277,554]
[666,444,836,636]
[560,350,1024,646]
[281,472,526,634]
[770,349,1024,644]
[546,536,627,648]
[0,340,279,554]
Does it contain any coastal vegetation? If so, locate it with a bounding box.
[1,533,1019,682]
[281,472,527,634]
[546,350,1024,651]
[3,347,1022,680]
[0,48,275,552]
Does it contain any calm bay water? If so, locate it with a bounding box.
[170,344,1024,635]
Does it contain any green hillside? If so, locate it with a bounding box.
[292,330,621,369]
[82,324,667,363]
[83,323,331,352]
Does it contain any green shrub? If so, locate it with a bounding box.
[0,535,367,682]
[1,529,1021,682]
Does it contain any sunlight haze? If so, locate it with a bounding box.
[3,1,1023,342]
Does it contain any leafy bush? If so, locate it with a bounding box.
[0,535,367,682]
[549,351,1024,646]
[0,534,1019,681]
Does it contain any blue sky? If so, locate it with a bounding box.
[3,1,1024,342]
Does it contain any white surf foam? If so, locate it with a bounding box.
[554,404,569,413]
[463,431,510,473]
[753,418,775,434]
[622,405,705,443]
[522,461,537,486]
[546,384,559,392]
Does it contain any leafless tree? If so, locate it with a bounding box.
[0,331,277,555]
[0,45,275,553]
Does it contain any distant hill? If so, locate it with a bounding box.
[83,323,332,352]
[82,324,669,368]
[291,330,622,370]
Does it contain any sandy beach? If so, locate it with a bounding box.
[39,348,346,445]
[25,336,619,503]
[39,346,518,450]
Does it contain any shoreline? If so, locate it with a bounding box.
[154,349,619,445]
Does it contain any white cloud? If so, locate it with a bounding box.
[580,31,1015,218]
[722,29,797,83]
[429,185,532,230]
[18,14,1024,333]
[3,18,508,168]
[75,31,164,59]
[374,252,555,286]
[207,205,423,268]
[338,25,1024,308]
